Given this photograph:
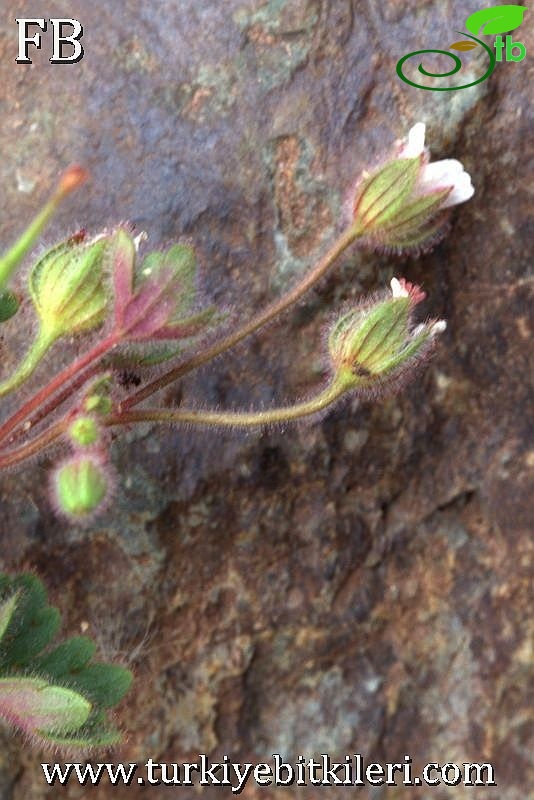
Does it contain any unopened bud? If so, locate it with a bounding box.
[329,277,446,387]
[83,374,113,416]
[53,455,110,520]
[68,416,100,448]
[30,235,109,340]
[56,165,89,199]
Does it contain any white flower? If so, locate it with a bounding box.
[390,277,408,298]
[352,122,475,252]
[402,123,474,207]
[401,121,427,158]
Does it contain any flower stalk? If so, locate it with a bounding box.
[0,166,87,293]
[0,123,472,516]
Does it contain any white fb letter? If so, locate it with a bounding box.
[15,18,46,64]
[50,19,84,64]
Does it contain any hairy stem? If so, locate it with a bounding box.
[0,333,118,447]
[109,371,354,429]
[0,419,68,470]
[0,330,56,398]
[0,168,86,292]
[120,225,359,410]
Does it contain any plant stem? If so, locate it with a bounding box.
[0,330,56,398]
[120,225,359,411]
[4,363,104,448]
[0,419,68,470]
[0,334,118,447]
[108,371,354,429]
[0,167,87,292]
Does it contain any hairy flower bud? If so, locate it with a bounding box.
[329,277,446,388]
[52,455,110,520]
[83,374,113,416]
[30,234,109,340]
[352,122,474,252]
[68,416,100,448]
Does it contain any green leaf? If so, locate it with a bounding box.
[0,575,60,667]
[39,709,122,748]
[0,291,20,322]
[34,636,96,679]
[465,5,527,35]
[0,678,91,737]
[0,593,20,645]
[4,606,61,667]
[67,663,133,709]
[0,572,132,750]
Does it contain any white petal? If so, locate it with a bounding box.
[431,320,447,335]
[419,158,474,207]
[401,122,426,158]
[390,277,408,298]
[441,172,474,207]
[420,159,464,186]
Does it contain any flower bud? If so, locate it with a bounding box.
[29,235,109,340]
[52,455,110,520]
[329,277,446,388]
[83,374,113,416]
[68,416,100,448]
[352,122,474,252]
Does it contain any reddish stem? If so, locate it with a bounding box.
[0,333,118,448]
[119,226,358,411]
[0,419,68,470]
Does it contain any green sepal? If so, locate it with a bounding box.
[354,157,421,233]
[139,243,197,319]
[29,236,109,339]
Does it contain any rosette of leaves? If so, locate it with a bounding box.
[0,572,132,748]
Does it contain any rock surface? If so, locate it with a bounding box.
[0,1,531,797]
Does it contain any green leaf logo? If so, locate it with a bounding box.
[465,5,527,35]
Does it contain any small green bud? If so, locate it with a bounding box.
[53,455,110,520]
[83,374,113,416]
[329,277,446,387]
[68,416,100,447]
[29,234,109,339]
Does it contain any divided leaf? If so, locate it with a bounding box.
[0,572,132,749]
